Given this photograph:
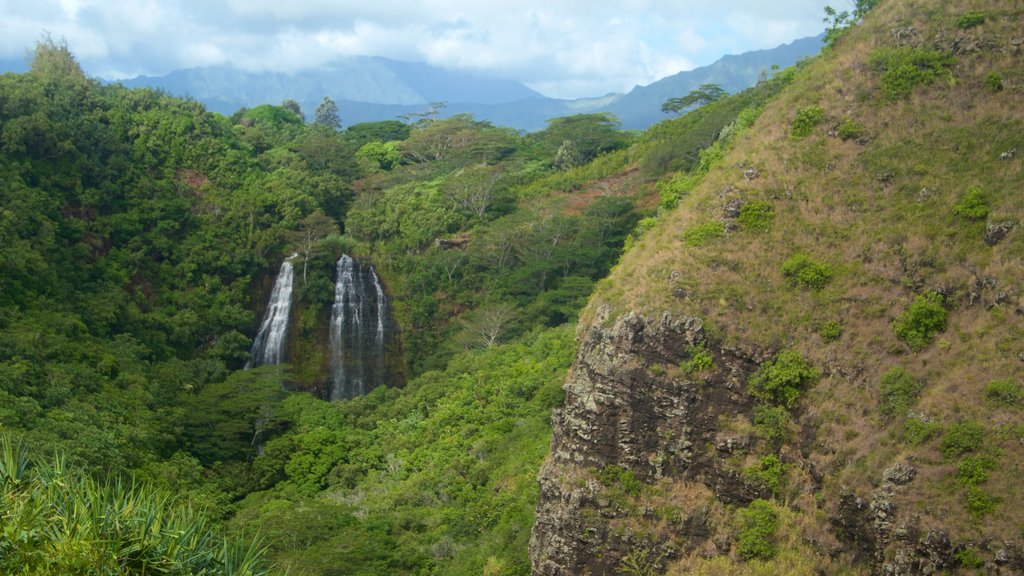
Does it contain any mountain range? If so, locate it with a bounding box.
[113,35,824,131]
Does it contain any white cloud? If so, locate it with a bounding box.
[0,0,833,97]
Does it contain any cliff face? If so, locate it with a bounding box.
[530,307,766,575]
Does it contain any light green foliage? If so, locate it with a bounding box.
[736,499,780,561]
[683,221,726,247]
[818,320,843,342]
[743,455,785,496]
[940,420,985,459]
[682,344,715,374]
[837,118,865,141]
[597,464,645,497]
[957,454,997,486]
[0,437,268,575]
[791,105,825,138]
[893,291,947,351]
[869,47,954,101]
[356,140,401,170]
[749,351,820,409]
[985,72,1004,93]
[781,254,834,290]
[904,416,941,446]
[964,486,999,519]
[957,11,986,29]
[737,200,774,232]
[657,173,699,212]
[878,367,923,417]
[984,378,1022,408]
[953,186,990,220]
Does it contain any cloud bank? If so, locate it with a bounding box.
[0,0,832,98]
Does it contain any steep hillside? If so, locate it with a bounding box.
[531,0,1024,574]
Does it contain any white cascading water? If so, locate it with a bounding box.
[246,256,296,368]
[329,254,388,401]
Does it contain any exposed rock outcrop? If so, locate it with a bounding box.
[530,307,763,575]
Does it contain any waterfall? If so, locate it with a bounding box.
[329,254,389,401]
[246,256,296,368]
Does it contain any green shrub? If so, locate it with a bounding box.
[596,465,644,497]
[904,416,941,446]
[984,378,1023,408]
[657,173,699,212]
[781,254,834,290]
[749,350,820,408]
[791,105,825,138]
[956,11,986,29]
[953,186,990,220]
[736,499,779,561]
[956,454,997,486]
[869,47,954,101]
[893,291,947,351]
[683,221,726,247]
[964,486,999,519]
[940,420,985,459]
[819,320,843,342]
[878,368,923,417]
[836,118,865,141]
[985,72,1004,93]
[682,345,714,374]
[743,455,785,496]
[737,200,774,232]
[954,546,985,568]
[754,405,792,448]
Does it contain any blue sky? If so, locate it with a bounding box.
[0,0,838,98]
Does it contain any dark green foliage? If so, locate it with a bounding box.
[344,120,411,147]
[878,367,923,417]
[662,83,729,114]
[781,254,833,290]
[957,454,997,486]
[535,113,629,168]
[954,546,985,568]
[940,420,985,459]
[893,291,947,351]
[953,186,990,220]
[985,72,1004,93]
[904,416,941,446]
[683,221,726,247]
[750,351,819,409]
[754,405,793,448]
[791,105,825,138]
[743,455,785,496]
[869,47,954,101]
[737,200,774,232]
[957,11,986,29]
[837,118,865,141]
[984,378,1022,408]
[736,499,779,561]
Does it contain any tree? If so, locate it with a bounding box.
[314,96,341,129]
[282,99,304,122]
[288,213,338,285]
[537,114,627,168]
[28,34,86,80]
[661,83,728,114]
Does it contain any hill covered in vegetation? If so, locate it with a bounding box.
[532,0,1024,574]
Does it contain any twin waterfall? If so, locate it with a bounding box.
[247,254,390,400]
